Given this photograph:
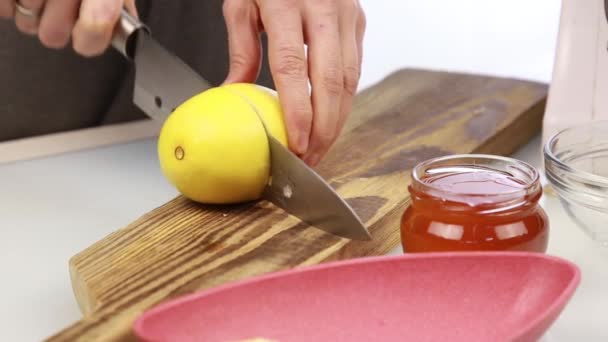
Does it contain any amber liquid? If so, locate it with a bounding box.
[401,171,549,253]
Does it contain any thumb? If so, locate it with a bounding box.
[222,0,262,84]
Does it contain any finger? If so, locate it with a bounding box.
[259,1,312,155]
[222,0,262,84]
[72,0,122,56]
[14,0,45,35]
[334,1,364,144]
[356,2,366,72]
[38,0,79,49]
[124,0,137,18]
[0,1,15,19]
[301,2,343,166]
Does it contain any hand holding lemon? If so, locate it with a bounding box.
[222,0,366,166]
[157,83,288,204]
[159,0,370,206]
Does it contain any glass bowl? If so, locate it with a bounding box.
[544,120,608,244]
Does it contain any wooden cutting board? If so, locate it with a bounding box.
[48,68,547,341]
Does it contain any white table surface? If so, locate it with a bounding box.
[3,0,607,341]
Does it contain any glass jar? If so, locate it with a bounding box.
[401,154,549,253]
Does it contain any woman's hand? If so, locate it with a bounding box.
[0,0,136,56]
[223,0,366,166]
[1,0,367,167]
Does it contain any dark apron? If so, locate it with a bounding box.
[0,0,273,142]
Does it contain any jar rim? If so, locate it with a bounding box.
[411,154,541,207]
[544,120,608,188]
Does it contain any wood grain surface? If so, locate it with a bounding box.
[48,69,547,341]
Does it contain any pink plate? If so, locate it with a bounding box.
[133,252,580,342]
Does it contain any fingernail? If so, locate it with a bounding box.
[221,71,233,85]
[307,153,321,167]
[297,134,309,155]
[222,76,235,85]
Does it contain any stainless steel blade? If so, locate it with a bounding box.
[132,33,212,121]
[262,135,371,240]
[111,10,212,121]
[112,10,370,241]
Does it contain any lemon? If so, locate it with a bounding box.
[157,83,288,204]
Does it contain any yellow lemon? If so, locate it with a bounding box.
[157,83,288,204]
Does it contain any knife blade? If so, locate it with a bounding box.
[111,10,371,240]
[111,11,212,122]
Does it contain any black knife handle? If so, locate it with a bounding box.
[111,9,150,59]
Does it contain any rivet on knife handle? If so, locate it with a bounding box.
[111,9,150,59]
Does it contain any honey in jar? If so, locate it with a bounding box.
[401,154,549,253]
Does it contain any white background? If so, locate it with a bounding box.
[5,0,602,341]
[359,0,561,86]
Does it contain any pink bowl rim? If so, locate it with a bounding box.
[132,251,581,341]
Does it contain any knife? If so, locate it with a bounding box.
[111,10,371,240]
